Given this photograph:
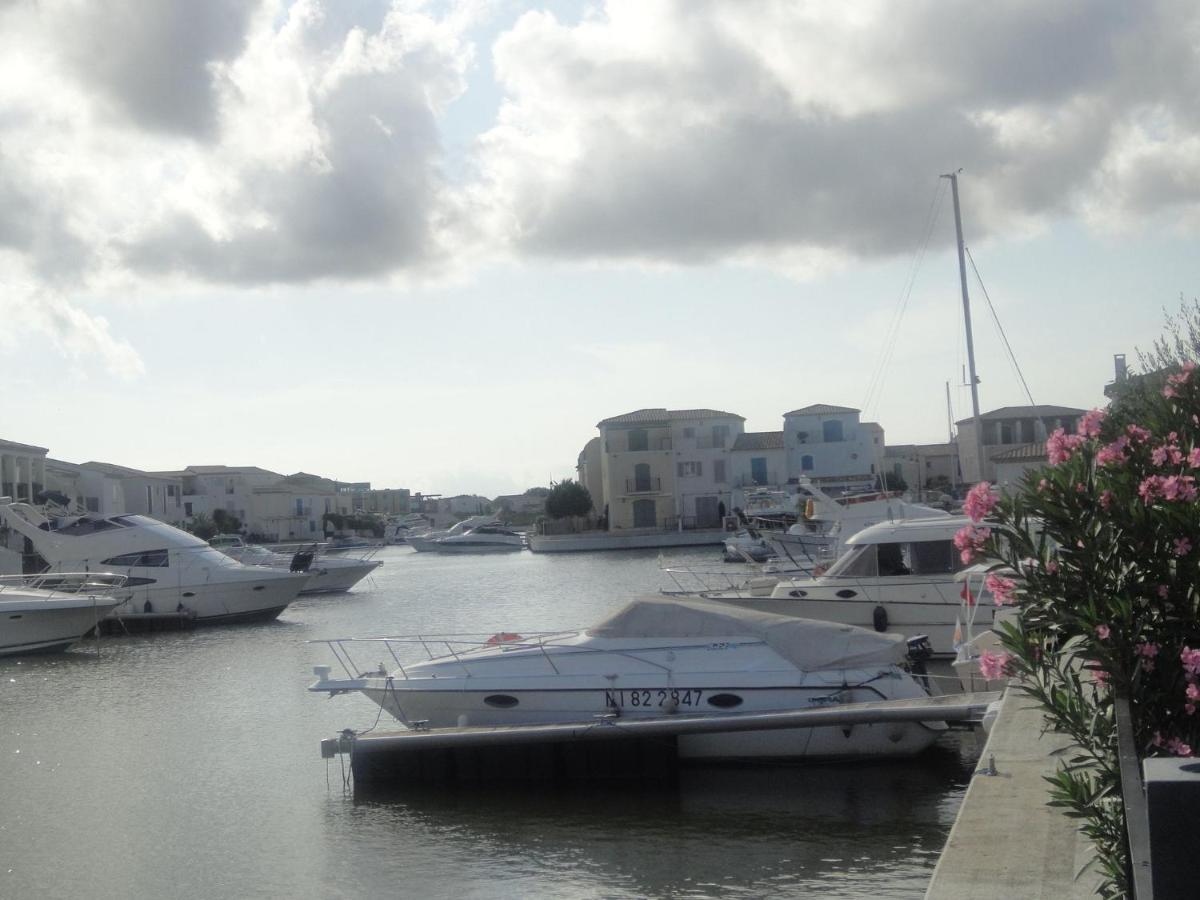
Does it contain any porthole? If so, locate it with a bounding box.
[835,589,858,599]
[483,694,519,709]
[707,693,743,709]
[788,589,808,598]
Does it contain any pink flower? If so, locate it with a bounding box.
[1096,436,1130,467]
[1077,408,1107,438]
[985,572,1017,606]
[1153,731,1165,748]
[978,650,1011,681]
[1167,737,1194,757]
[963,481,998,522]
[1126,424,1152,444]
[1099,490,1114,510]
[1139,476,1164,504]
[1175,537,1193,557]
[1037,478,1049,492]
[953,524,991,565]
[1046,428,1085,465]
[1189,447,1200,468]
[1182,647,1200,676]
[1045,560,1059,574]
[1186,704,1196,716]
[1089,663,1110,687]
[1164,363,1196,399]
[1162,475,1198,502]
[1095,624,1111,640]
[1158,584,1170,599]
[1139,642,1161,659]
[1075,482,1086,493]
[1186,683,1200,702]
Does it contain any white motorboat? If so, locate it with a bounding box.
[768,480,949,570]
[209,536,382,594]
[0,573,126,656]
[710,517,990,657]
[431,524,525,553]
[309,596,944,760]
[722,528,777,563]
[406,515,497,552]
[0,501,307,625]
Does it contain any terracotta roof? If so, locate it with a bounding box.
[955,405,1086,426]
[731,431,785,451]
[990,442,1048,462]
[784,404,860,417]
[598,408,744,426]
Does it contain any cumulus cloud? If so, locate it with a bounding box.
[476,0,1200,265]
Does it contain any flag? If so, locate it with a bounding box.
[960,583,976,606]
[952,614,963,652]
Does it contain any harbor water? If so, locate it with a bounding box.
[1,546,980,899]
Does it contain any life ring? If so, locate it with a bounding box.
[485,632,523,645]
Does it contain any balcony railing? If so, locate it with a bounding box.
[734,473,780,488]
[625,477,662,494]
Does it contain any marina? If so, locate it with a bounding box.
[2,545,988,900]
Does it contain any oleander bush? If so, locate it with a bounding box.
[962,358,1200,899]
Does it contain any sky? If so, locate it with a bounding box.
[1,0,1197,497]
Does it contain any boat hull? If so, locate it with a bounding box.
[300,560,382,594]
[0,597,122,657]
[354,682,940,760]
[106,571,305,625]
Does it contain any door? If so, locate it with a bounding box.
[632,499,657,528]
[695,496,720,528]
[750,457,768,485]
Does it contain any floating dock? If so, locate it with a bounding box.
[322,691,1000,785]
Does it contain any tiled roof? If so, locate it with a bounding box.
[186,465,283,477]
[598,408,744,426]
[884,442,958,457]
[990,442,1048,462]
[731,431,785,451]
[955,405,1086,426]
[0,438,49,454]
[80,460,149,477]
[784,404,860,417]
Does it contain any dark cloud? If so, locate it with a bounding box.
[57,0,256,138]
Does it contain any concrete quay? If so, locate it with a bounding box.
[925,689,1103,899]
[527,528,726,552]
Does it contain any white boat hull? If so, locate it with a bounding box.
[107,570,305,624]
[353,680,939,760]
[430,541,524,553]
[300,559,382,594]
[0,596,122,656]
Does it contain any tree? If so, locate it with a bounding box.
[211,509,241,535]
[189,513,217,541]
[544,480,593,519]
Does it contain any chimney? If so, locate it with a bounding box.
[1114,353,1128,383]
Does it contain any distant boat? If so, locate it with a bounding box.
[208,535,382,595]
[407,515,498,552]
[430,524,526,553]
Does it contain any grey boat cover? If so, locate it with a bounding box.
[587,596,905,671]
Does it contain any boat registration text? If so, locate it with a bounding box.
[605,689,703,708]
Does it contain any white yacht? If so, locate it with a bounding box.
[768,481,949,569]
[209,536,382,594]
[406,516,496,552]
[309,596,943,760]
[0,573,125,656]
[710,517,989,658]
[0,501,307,625]
[722,528,777,563]
[430,524,525,553]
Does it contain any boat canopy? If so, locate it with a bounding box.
[587,597,905,671]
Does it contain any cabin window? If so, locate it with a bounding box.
[908,540,958,575]
[628,429,649,452]
[826,544,877,577]
[101,549,169,567]
[877,542,911,577]
[822,420,844,442]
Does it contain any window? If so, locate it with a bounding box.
[632,498,657,528]
[826,544,877,577]
[628,429,649,451]
[185,502,193,517]
[713,460,727,483]
[101,549,169,568]
[909,540,958,575]
[822,420,844,442]
[711,425,730,448]
[796,431,809,444]
[85,497,100,512]
[677,461,702,477]
[682,427,695,438]
[225,480,235,495]
[926,460,933,469]
[146,485,152,511]
[633,463,652,493]
[801,455,814,471]
[295,499,305,516]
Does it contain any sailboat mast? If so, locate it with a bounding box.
[943,171,984,483]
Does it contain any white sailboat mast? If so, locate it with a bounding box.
[942,170,985,483]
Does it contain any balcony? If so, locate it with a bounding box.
[625,477,663,494]
[734,472,780,488]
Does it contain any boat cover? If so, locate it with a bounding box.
[587,597,905,671]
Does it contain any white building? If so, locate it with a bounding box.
[77,462,185,523]
[956,405,1085,483]
[782,404,883,493]
[440,494,493,517]
[181,465,284,526]
[0,438,48,502]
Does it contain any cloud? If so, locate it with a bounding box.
[475,0,1200,265]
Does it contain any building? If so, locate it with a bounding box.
[729,431,787,489]
[180,465,285,526]
[781,404,884,493]
[990,443,1048,494]
[248,472,353,540]
[956,405,1086,483]
[0,438,48,502]
[597,408,745,530]
[575,437,604,513]
[356,488,411,516]
[883,442,961,496]
[77,462,185,523]
[493,489,550,517]
[440,494,493,516]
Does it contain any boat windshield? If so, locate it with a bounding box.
[825,539,963,578]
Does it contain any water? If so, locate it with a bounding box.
[1,547,979,899]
